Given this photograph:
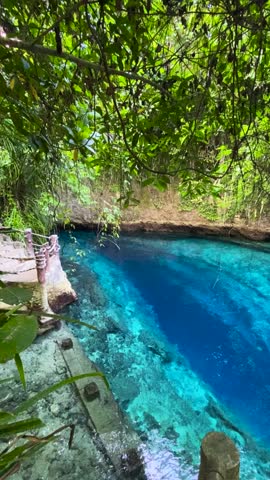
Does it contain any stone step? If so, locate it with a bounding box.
[0,246,32,259]
[0,269,38,284]
[0,258,36,274]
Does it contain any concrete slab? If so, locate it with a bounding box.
[60,336,144,478]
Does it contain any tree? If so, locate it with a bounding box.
[0,0,270,220]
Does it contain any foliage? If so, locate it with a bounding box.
[1,0,270,224]
[0,370,107,479]
[179,156,270,223]
[97,200,122,247]
[0,284,105,478]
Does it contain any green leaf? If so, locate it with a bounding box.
[0,315,38,363]
[0,287,33,305]
[132,133,139,148]
[0,73,7,95]
[0,304,24,319]
[0,443,40,470]
[0,417,44,438]
[14,353,26,390]
[0,411,15,425]
[154,178,168,192]
[142,177,155,187]
[10,111,28,135]
[36,312,98,331]
[0,446,27,471]
[15,373,109,415]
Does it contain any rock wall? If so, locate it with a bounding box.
[60,185,270,242]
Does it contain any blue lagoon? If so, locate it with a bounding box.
[61,232,270,480]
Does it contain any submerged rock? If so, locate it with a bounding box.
[121,448,146,479]
[205,401,245,439]
[165,426,179,441]
[105,317,124,335]
[50,403,60,416]
[147,343,173,364]
[138,331,173,364]
[143,413,160,431]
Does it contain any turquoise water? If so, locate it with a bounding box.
[61,232,270,479]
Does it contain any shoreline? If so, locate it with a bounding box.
[62,221,270,242]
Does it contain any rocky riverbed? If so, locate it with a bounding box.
[0,326,118,480]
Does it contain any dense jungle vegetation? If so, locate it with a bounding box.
[1,0,270,231]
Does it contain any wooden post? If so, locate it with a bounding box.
[49,234,60,258]
[44,243,50,272]
[24,228,34,256]
[198,432,240,480]
[35,250,49,311]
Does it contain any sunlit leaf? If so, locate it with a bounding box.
[14,353,26,390]
[0,315,38,363]
[0,287,33,305]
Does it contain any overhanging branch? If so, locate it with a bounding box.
[0,37,165,91]
[31,0,99,46]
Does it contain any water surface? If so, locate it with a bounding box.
[61,232,270,480]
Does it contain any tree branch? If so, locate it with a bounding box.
[0,36,166,91]
[31,0,99,46]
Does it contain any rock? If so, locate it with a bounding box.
[148,343,173,364]
[91,332,109,354]
[61,338,73,350]
[105,317,123,335]
[143,412,160,430]
[48,288,77,312]
[121,399,130,410]
[120,221,270,242]
[139,332,173,364]
[28,254,77,312]
[121,448,146,479]
[83,382,100,401]
[205,401,245,438]
[50,403,60,416]
[165,426,178,441]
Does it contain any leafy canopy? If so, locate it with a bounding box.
[0,0,270,213]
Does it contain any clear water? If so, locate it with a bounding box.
[60,232,270,480]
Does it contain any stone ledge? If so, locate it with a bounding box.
[59,331,144,477]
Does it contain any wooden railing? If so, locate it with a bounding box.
[0,226,60,284]
[0,226,61,313]
[23,229,60,284]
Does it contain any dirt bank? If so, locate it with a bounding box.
[61,186,270,242]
